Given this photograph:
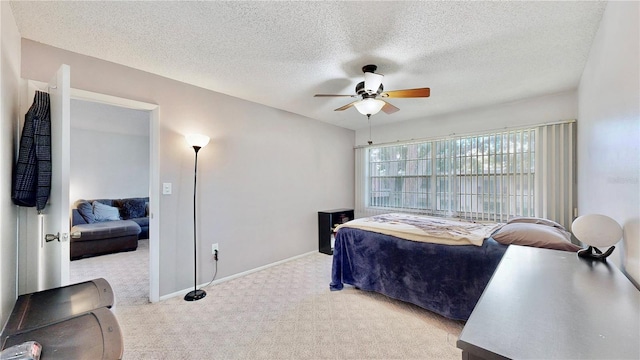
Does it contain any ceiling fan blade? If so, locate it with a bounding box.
[381,87,430,98]
[314,94,356,97]
[334,101,358,111]
[381,100,400,114]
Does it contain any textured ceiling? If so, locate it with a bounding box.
[10,1,607,130]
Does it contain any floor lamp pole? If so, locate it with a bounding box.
[185,145,206,301]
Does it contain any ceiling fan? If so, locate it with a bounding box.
[314,64,430,117]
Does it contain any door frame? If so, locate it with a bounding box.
[67,88,161,302]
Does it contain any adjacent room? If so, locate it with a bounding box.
[68,99,151,297]
[1,1,638,359]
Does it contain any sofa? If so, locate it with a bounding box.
[70,197,149,260]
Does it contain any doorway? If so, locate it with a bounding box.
[68,98,151,303]
[68,89,160,302]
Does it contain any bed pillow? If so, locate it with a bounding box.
[493,223,582,252]
[119,198,147,219]
[507,217,566,230]
[93,201,121,222]
[76,200,96,224]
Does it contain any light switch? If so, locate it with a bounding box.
[162,183,172,195]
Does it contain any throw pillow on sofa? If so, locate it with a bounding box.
[119,198,147,219]
[93,201,121,222]
[76,200,96,223]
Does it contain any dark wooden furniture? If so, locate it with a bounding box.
[318,209,353,255]
[457,245,640,360]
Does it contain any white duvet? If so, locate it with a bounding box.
[335,213,503,246]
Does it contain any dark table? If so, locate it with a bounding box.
[457,245,640,360]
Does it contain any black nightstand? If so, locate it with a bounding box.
[318,209,354,255]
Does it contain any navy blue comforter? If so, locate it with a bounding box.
[330,227,508,320]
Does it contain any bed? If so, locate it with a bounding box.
[330,213,581,321]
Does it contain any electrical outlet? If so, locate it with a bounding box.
[212,243,219,255]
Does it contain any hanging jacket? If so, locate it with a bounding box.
[12,91,52,211]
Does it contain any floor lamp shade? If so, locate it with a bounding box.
[184,133,209,301]
[185,134,210,148]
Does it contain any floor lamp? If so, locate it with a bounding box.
[184,134,210,301]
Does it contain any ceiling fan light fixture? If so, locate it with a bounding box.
[313,64,429,115]
[354,98,385,115]
[364,72,384,93]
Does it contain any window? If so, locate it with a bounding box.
[357,121,575,227]
[368,143,432,210]
[366,129,536,221]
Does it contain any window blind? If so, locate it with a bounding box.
[355,121,575,227]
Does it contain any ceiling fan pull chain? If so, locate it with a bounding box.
[368,114,373,145]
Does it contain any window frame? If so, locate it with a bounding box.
[365,128,536,221]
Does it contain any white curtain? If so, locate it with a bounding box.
[355,147,391,219]
[535,121,576,229]
[354,147,365,218]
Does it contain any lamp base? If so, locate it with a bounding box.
[184,289,207,301]
[577,245,615,261]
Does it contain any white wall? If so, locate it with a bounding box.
[0,1,21,326]
[577,1,639,285]
[20,40,355,297]
[70,99,150,201]
[356,90,577,145]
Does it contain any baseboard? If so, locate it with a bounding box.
[159,250,317,301]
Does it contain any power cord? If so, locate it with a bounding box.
[203,249,218,288]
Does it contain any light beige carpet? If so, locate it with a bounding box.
[71,240,464,359]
